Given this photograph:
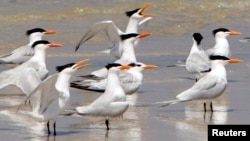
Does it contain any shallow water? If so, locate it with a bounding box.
[0,1,250,141]
[0,0,250,47]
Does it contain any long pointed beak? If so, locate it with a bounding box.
[45,30,57,35]
[228,58,243,63]
[144,64,158,69]
[139,32,151,38]
[119,65,131,70]
[229,30,241,35]
[140,3,154,17]
[49,43,63,48]
[74,59,91,70]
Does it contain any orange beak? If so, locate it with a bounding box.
[49,43,62,48]
[144,64,158,69]
[45,30,57,35]
[229,30,241,35]
[139,32,151,38]
[73,59,91,70]
[140,3,154,17]
[228,58,243,63]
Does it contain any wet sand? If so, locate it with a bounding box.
[0,4,250,141]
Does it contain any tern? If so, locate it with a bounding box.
[185,33,211,81]
[71,62,158,94]
[74,3,153,59]
[71,33,151,92]
[76,63,131,130]
[206,28,241,57]
[0,28,56,65]
[119,62,158,94]
[18,59,90,135]
[73,32,151,80]
[157,55,242,112]
[0,40,62,96]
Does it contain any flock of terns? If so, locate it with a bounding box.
[0,3,246,136]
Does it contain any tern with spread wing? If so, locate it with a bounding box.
[76,63,131,130]
[0,28,56,65]
[73,32,151,80]
[18,59,90,135]
[74,3,153,59]
[0,40,62,96]
[157,55,242,112]
[71,32,151,92]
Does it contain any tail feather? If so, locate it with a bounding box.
[166,63,186,67]
[153,99,182,107]
[76,106,89,115]
[0,55,12,64]
[76,74,104,80]
[97,49,111,54]
[70,82,89,89]
[70,82,105,92]
[0,59,8,64]
[166,59,186,68]
[60,109,77,116]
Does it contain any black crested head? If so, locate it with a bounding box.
[209,55,229,61]
[31,40,50,48]
[120,33,139,41]
[212,28,229,36]
[26,28,46,36]
[125,8,140,17]
[56,63,75,72]
[105,63,121,70]
[193,33,203,45]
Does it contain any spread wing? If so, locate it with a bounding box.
[0,66,41,96]
[75,20,123,52]
[25,74,59,114]
[18,68,42,95]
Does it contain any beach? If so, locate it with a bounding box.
[0,1,250,141]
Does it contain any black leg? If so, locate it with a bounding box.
[210,101,213,112]
[105,119,109,130]
[210,111,213,121]
[204,102,206,112]
[203,111,206,121]
[53,121,56,136]
[47,121,51,135]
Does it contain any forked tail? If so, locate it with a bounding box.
[153,99,182,107]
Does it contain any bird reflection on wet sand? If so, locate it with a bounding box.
[156,95,229,141]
